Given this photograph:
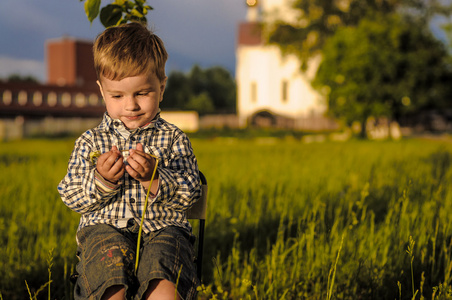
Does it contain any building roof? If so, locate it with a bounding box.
[237,22,263,46]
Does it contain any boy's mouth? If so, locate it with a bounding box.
[124,115,140,120]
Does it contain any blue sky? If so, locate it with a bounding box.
[0,0,248,82]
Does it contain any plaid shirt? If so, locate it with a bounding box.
[58,112,202,234]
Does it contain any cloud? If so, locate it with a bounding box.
[0,56,45,82]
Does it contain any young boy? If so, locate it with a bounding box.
[58,22,202,300]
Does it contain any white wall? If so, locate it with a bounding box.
[236,43,325,126]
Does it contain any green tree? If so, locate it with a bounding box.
[190,66,237,112]
[186,92,215,115]
[312,13,452,137]
[267,0,452,69]
[7,74,39,83]
[443,22,452,56]
[80,0,152,27]
[162,71,194,109]
[162,65,236,114]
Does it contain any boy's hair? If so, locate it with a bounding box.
[93,22,168,82]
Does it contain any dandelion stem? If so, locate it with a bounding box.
[175,265,183,300]
[135,155,159,274]
[25,281,33,300]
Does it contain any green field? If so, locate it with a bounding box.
[1,137,452,299]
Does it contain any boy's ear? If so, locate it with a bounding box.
[96,80,105,99]
[159,77,167,102]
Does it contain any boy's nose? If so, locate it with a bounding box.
[125,97,140,110]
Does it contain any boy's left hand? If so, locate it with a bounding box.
[125,143,158,189]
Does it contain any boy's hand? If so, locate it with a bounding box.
[126,143,159,189]
[96,146,125,184]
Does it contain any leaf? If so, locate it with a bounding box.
[100,4,123,28]
[84,0,101,23]
[130,8,143,18]
[125,0,134,9]
[144,6,153,13]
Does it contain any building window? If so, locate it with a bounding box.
[3,90,12,105]
[251,81,257,103]
[18,91,28,106]
[62,92,71,107]
[33,91,43,106]
[47,92,57,106]
[89,93,99,106]
[282,80,289,103]
[75,93,86,107]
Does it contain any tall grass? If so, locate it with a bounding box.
[0,139,77,299]
[1,137,452,299]
[194,138,452,299]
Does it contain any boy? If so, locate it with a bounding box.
[58,22,202,300]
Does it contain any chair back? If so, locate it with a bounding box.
[186,171,207,280]
[186,171,207,220]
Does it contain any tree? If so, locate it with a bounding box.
[190,66,237,112]
[7,74,39,83]
[80,0,152,27]
[162,71,194,109]
[267,0,452,69]
[162,65,236,114]
[186,92,215,115]
[442,22,452,57]
[312,13,452,137]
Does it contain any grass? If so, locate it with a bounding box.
[1,136,452,299]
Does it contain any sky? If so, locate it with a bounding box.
[0,0,248,83]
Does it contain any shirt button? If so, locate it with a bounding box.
[130,136,136,141]
[89,193,96,199]
[114,121,120,127]
[127,219,135,227]
[130,198,135,204]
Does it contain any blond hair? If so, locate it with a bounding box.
[93,22,168,82]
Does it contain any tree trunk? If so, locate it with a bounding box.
[359,119,367,139]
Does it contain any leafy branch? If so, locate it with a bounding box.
[80,0,153,28]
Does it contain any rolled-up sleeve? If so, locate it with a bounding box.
[58,134,120,213]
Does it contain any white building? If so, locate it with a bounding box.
[236,0,329,129]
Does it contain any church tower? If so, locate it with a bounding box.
[236,0,326,129]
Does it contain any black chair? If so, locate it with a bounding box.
[186,171,208,281]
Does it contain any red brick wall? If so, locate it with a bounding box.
[47,38,96,88]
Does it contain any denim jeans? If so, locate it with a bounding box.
[74,220,199,300]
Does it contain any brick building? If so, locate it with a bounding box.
[0,37,104,140]
[46,37,98,88]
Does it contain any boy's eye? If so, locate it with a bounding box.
[137,92,150,97]
[111,95,122,99]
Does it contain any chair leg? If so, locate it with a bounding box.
[196,219,205,280]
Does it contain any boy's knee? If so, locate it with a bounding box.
[145,279,180,300]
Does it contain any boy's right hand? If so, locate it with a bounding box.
[96,146,125,184]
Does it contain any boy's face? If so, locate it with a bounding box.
[97,73,167,130]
